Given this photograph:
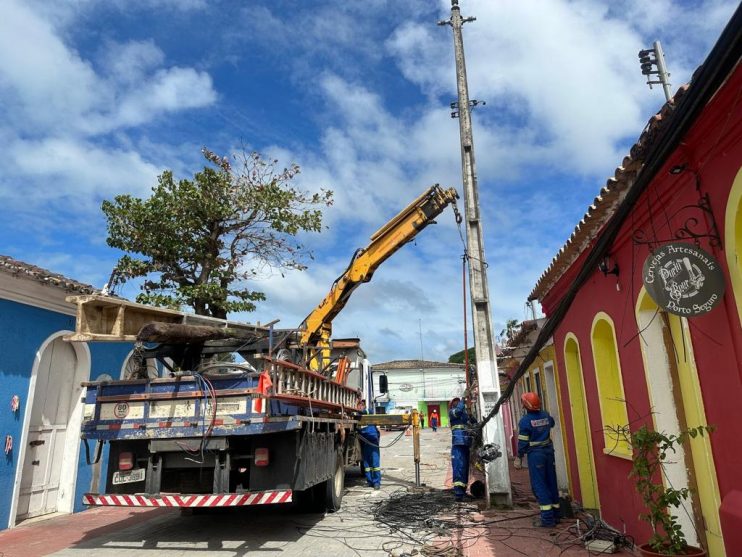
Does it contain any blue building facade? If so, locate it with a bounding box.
[0,256,131,530]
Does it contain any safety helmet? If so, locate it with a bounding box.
[521,392,541,411]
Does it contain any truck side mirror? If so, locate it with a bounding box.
[379,374,388,394]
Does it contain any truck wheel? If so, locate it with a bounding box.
[325,452,344,512]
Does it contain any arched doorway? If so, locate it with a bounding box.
[724,165,742,323]
[635,289,725,555]
[541,360,570,492]
[11,332,90,526]
[563,334,600,510]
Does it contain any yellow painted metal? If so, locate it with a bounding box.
[590,313,631,458]
[299,185,459,369]
[412,409,420,463]
[667,315,726,556]
[358,413,411,426]
[563,334,600,510]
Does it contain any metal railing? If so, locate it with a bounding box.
[262,356,361,411]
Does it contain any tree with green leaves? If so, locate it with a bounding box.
[499,318,520,345]
[448,347,475,364]
[102,148,333,318]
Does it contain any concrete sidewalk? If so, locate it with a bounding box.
[457,457,631,556]
[0,507,166,557]
[0,429,629,556]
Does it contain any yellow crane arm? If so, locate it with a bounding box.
[299,184,459,356]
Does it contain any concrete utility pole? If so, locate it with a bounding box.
[438,0,512,505]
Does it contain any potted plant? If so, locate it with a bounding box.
[629,424,712,556]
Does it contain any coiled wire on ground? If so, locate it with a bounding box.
[358,428,410,449]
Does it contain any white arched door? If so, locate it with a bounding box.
[15,334,89,523]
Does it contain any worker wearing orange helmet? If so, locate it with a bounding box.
[515,392,559,527]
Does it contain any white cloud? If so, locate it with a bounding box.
[0,0,105,133]
[0,0,216,138]
[113,67,217,130]
[388,0,652,176]
[0,0,217,225]
[4,136,159,209]
[101,40,166,85]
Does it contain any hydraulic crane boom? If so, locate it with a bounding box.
[299,184,459,370]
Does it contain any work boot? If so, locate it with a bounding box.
[374,484,380,490]
[532,517,555,528]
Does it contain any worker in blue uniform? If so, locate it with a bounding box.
[449,393,474,502]
[515,392,560,527]
[359,400,381,489]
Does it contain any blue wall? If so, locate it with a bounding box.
[0,298,130,528]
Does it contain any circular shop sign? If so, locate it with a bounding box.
[399,383,414,392]
[113,402,130,419]
[642,242,725,317]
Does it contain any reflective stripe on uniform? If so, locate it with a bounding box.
[539,504,552,511]
[552,503,560,508]
[529,439,552,447]
[369,467,381,471]
[451,425,466,430]
[518,434,529,441]
[453,481,467,487]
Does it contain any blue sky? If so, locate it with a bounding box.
[0,0,736,364]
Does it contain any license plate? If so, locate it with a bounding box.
[113,468,145,485]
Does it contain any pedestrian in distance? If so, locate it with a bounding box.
[420,414,425,429]
[430,409,439,432]
[514,392,560,527]
[359,399,381,490]
[449,391,475,502]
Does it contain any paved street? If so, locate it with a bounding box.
[0,428,610,556]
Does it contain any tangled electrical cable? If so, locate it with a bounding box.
[358,427,410,449]
[176,372,217,463]
[551,509,635,555]
[369,488,489,554]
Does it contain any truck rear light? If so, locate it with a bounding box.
[254,448,269,467]
[119,452,134,471]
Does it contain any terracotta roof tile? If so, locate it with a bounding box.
[0,255,97,295]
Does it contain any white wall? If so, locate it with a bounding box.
[374,366,466,409]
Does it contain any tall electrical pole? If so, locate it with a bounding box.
[438,0,511,505]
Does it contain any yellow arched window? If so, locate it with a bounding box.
[591,314,631,458]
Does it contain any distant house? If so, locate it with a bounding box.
[370,360,467,427]
[527,9,742,555]
[0,256,131,530]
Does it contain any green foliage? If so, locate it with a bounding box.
[629,424,714,554]
[102,148,333,318]
[499,318,520,345]
[448,347,475,364]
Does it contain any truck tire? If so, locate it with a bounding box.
[325,451,344,512]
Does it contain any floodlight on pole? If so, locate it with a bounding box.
[638,40,672,102]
